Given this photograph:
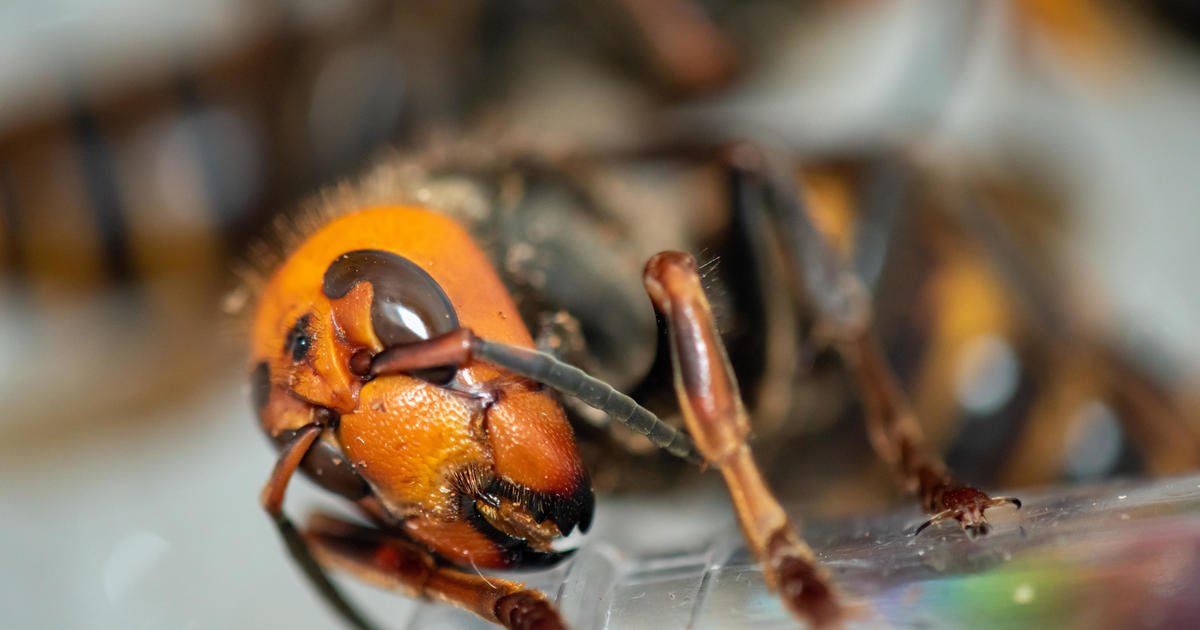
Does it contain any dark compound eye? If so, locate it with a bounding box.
[285,315,312,362]
[323,249,460,383]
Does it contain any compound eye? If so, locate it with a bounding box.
[323,249,460,382]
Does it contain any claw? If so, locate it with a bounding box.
[914,509,954,536]
[915,487,1022,537]
[990,496,1022,510]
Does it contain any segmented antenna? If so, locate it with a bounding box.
[471,338,701,464]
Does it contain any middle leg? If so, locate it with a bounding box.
[737,148,1022,537]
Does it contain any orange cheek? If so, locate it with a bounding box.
[486,388,586,496]
[265,298,359,413]
[285,362,344,410]
[338,376,486,514]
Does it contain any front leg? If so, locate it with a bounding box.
[303,515,565,630]
[261,425,380,630]
[643,251,842,628]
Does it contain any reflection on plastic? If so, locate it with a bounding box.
[408,475,1200,629]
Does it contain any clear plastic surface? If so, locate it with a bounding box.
[409,474,1200,629]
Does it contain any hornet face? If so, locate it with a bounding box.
[251,207,594,569]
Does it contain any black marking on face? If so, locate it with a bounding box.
[485,476,595,537]
[285,314,312,362]
[251,362,271,420]
[459,495,572,569]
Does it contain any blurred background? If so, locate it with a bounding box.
[2,1,1200,628]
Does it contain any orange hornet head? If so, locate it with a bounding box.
[251,207,592,569]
